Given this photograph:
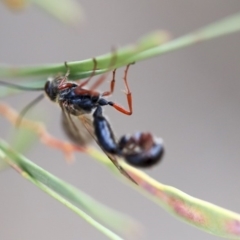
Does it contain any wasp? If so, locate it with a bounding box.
[0,60,164,183]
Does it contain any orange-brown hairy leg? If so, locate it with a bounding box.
[58,77,67,87]
[89,49,117,92]
[109,64,133,115]
[64,61,70,77]
[89,71,109,92]
[102,69,116,97]
[73,58,97,94]
[58,62,70,86]
[78,58,97,88]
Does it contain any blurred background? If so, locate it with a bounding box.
[1,0,240,239]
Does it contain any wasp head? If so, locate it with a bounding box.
[44,76,65,102]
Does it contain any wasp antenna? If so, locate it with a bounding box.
[16,94,45,127]
[0,80,44,91]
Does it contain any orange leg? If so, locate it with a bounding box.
[109,64,133,115]
[58,61,70,86]
[102,69,116,97]
[73,58,97,93]
[89,71,109,91]
[64,61,70,77]
[74,69,116,97]
[89,49,117,92]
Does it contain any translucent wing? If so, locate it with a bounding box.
[79,114,137,185]
[59,101,137,184]
[61,109,93,146]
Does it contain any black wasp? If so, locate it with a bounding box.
[0,59,164,183]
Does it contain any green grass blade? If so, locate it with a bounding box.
[9,126,38,153]
[0,140,138,239]
[0,12,240,80]
[31,0,84,26]
[0,104,41,172]
[26,180,123,240]
[86,147,240,239]
[2,102,240,238]
[2,0,83,25]
[126,12,240,63]
[0,31,169,79]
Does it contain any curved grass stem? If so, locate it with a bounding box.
[0,12,240,81]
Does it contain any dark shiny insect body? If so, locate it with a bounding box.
[44,62,164,168]
[0,60,164,183]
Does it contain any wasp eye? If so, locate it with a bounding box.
[44,80,57,101]
[44,81,50,95]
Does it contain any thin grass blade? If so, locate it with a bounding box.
[2,0,84,25]
[0,140,140,238]
[87,147,240,239]
[31,0,84,26]
[0,13,240,79]
[0,31,169,78]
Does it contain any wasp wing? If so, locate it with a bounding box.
[79,114,137,185]
[61,104,93,146]
[59,103,137,184]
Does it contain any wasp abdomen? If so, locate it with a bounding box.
[93,106,119,154]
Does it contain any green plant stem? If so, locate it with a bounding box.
[126,12,240,63]
[0,12,240,80]
[0,140,128,240]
